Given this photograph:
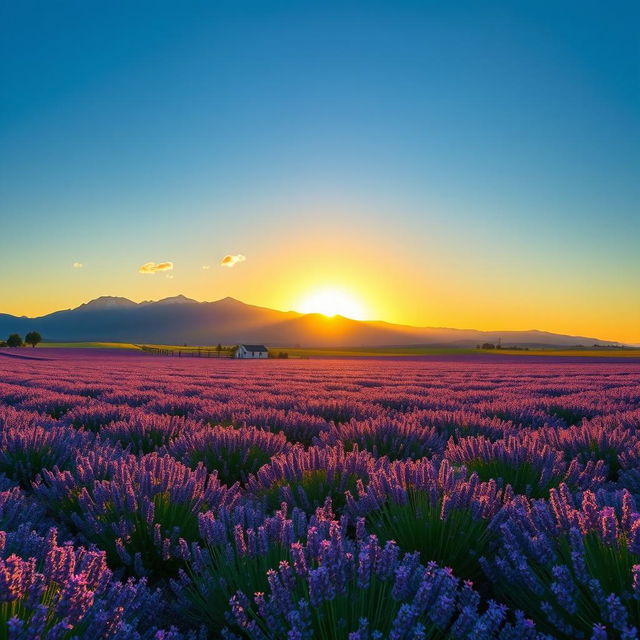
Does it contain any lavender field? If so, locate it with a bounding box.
[1,350,640,639]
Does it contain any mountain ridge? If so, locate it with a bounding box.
[0,296,625,347]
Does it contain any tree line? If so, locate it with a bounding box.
[0,332,42,348]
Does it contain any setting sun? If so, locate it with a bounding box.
[297,288,367,320]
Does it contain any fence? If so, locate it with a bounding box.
[137,345,234,358]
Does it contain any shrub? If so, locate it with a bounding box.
[166,426,291,485]
[446,435,605,498]
[100,414,187,453]
[172,502,331,633]
[315,416,446,460]
[349,459,508,584]
[536,418,639,482]
[0,527,186,639]
[34,446,136,528]
[63,402,136,431]
[247,446,378,514]
[0,482,49,533]
[482,485,640,638]
[45,454,240,577]
[0,425,91,489]
[225,528,541,640]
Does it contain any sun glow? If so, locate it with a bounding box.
[297,288,367,320]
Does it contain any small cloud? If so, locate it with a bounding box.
[139,261,174,274]
[73,262,83,268]
[202,265,210,270]
[166,274,174,279]
[220,254,246,268]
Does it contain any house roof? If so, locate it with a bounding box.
[240,344,268,352]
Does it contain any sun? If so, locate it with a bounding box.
[297,288,367,320]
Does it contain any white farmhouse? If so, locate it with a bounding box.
[235,344,269,359]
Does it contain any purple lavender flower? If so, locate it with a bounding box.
[0,424,92,489]
[166,425,292,485]
[227,528,541,639]
[42,453,240,576]
[315,416,446,460]
[0,526,189,639]
[247,446,379,514]
[484,485,640,637]
[446,434,605,498]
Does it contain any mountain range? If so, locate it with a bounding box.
[0,295,623,348]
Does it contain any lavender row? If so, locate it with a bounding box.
[0,353,639,638]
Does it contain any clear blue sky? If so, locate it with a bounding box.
[1,1,638,342]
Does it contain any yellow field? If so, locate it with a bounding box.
[487,349,640,358]
[272,346,640,358]
[41,342,142,349]
[140,344,233,353]
[269,346,476,357]
[35,343,640,358]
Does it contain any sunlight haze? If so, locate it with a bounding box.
[1,2,638,343]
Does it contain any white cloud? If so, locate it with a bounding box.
[220,254,246,268]
[139,261,174,274]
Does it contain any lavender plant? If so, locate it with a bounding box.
[0,483,50,534]
[349,459,508,583]
[51,454,239,577]
[315,416,446,460]
[0,425,91,489]
[1,346,639,638]
[100,414,188,453]
[537,418,639,482]
[166,426,291,485]
[0,527,187,640]
[225,528,542,639]
[482,485,640,638]
[247,446,377,514]
[172,502,335,632]
[446,435,605,498]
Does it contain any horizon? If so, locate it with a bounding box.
[1,2,639,343]
[2,292,633,345]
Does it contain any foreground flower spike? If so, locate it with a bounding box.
[171,501,340,633]
[226,528,542,639]
[0,527,192,639]
[348,458,511,581]
[482,485,640,638]
[38,452,241,577]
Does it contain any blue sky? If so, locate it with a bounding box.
[1,1,638,341]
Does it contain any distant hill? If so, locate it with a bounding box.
[0,295,624,348]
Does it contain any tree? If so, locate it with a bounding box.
[25,331,42,348]
[216,343,222,358]
[0,341,6,348]
[7,334,23,347]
